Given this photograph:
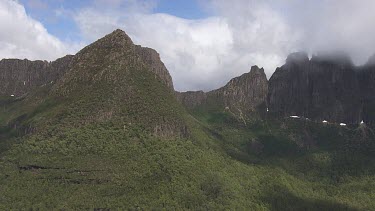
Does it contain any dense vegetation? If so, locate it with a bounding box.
[1,87,375,210]
[1,31,374,210]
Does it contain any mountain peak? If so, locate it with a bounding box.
[81,29,134,52]
[57,29,174,93]
[249,65,265,75]
[106,28,133,42]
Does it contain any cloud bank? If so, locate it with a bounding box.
[73,0,299,91]
[2,0,375,91]
[0,0,78,61]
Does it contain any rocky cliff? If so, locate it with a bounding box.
[177,66,268,120]
[210,65,268,115]
[357,56,375,124]
[0,55,73,96]
[268,52,362,124]
[135,46,174,90]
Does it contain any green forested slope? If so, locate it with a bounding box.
[0,30,374,210]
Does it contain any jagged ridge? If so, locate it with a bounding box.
[176,65,268,120]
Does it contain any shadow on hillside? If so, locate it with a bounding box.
[0,126,20,156]
[262,185,359,211]
[202,126,262,165]
[203,126,303,166]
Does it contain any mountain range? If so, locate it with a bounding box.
[2,32,374,126]
[0,29,374,210]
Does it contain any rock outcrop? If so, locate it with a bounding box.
[210,65,268,114]
[135,46,174,90]
[268,52,362,124]
[0,55,73,96]
[177,66,268,119]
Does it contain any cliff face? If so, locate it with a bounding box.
[357,56,375,124]
[175,91,207,109]
[176,66,268,119]
[135,46,174,90]
[0,55,73,96]
[267,52,310,118]
[268,52,362,124]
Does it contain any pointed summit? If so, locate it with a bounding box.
[77,29,134,56]
[249,65,265,76]
[54,28,174,94]
[177,64,268,121]
[99,28,134,45]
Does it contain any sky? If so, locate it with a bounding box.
[1,0,375,91]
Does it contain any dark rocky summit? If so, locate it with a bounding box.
[268,52,362,124]
[357,56,375,124]
[177,66,268,120]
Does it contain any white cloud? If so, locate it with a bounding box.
[0,0,77,61]
[204,0,301,83]
[278,0,375,65]
[4,0,375,91]
[74,0,375,91]
[209,0,375,65]
[126,14,236,91]
[73,0,298,91]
